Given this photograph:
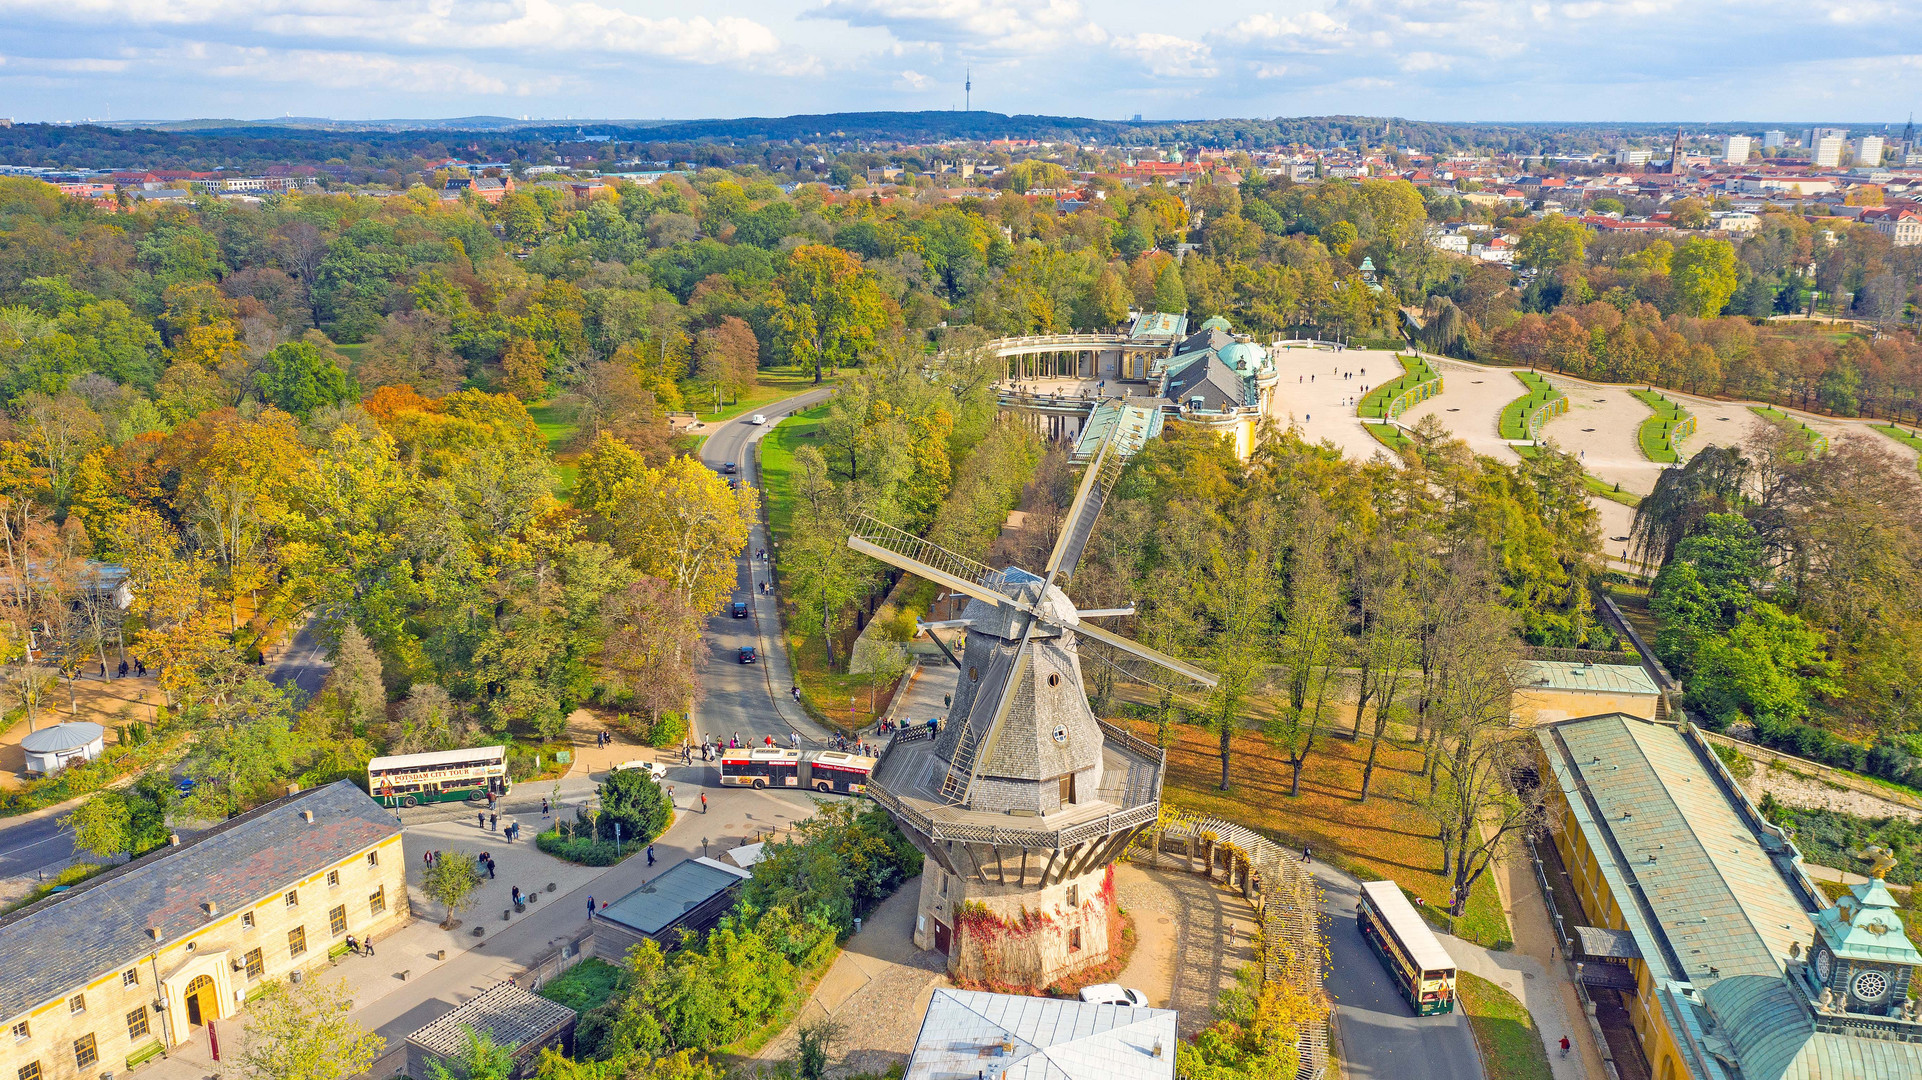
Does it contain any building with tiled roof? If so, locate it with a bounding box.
[1536,713,1922,1080]
[905,988,1176,1080]
[1513,660,1663,725]
[0,782,407,1080]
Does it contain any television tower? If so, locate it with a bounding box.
[966,68,971,112]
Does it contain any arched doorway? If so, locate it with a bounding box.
[183,975,218,1027]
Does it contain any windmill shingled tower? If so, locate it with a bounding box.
[848,429,1215,987]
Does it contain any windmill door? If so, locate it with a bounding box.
[933,919,952,955]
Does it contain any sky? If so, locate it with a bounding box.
[0,0,1916,126]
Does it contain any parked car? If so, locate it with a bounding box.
[612,760,669,781]
[722,461,738,474]
[750,414,768,425]
[732,601,748,618]
[1077,984,1149,1007]
[738,645,757,664]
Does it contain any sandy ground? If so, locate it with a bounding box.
[1397,361,1530,460]
[0,675,164,788]
[1536,380,1682,498]
[1267,344,1405,460]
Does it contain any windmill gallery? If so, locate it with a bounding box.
[846,433,1218,988]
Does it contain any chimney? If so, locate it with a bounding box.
[301,810,314,823]
[202,901,218,916]
[146,927,161,940]
[168,834,180,846]
[286,783,301,796]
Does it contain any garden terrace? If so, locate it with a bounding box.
[1630,388,1696,463]
[1499,371,1568,441]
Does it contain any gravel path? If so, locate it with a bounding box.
[1113,862,1260,1038]
[1397,361,1529,460]
[1267,345,1404,460]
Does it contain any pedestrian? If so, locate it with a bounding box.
[587,896,596,920]
[346,933,359,954]
[490,813,498,831]
[701,793,708,814]
[542,797,550,816]
[478,811,486,829]
[667,786,674,802]
[789,730,799,749]
[512,886,522,905]
[363,936,375,957]
[423,851,431,869]
[486,856,496,879]
[1303,845,1312,863]
[487,792,496,810]
[118,660,128,677]
[647,844,656,866]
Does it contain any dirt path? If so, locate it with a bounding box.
[1539,380,1668,496]
[0,676,164,789]
[1112,862,1259,1036]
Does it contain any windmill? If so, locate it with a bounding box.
[849,430,1215,985]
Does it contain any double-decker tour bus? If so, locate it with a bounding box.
[367,746,510,808]
[1357,879,1458,1015]
[719,747,876,793]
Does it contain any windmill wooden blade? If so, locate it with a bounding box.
[1074,619,1218,687]
[943,618,1036,802]
[1043,427,1136,585]
[848,515,1021,611]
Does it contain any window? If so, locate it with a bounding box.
[329,905,348,937]
[11,1021,28,1042]
[244,948,264,980]
[242,912,255,930]
[326,869,340,888]
[68,995,85,1016]
[18,1061,40,1080]
[73,1035,96,1071]
[125,1009,149,1042]
[368,887,386,916]
[121,969,139,989]
[1068,927,1082,951]
[284,890,298,908]
[1066,884,1079,907]
[288,926,306,958]
[366,850,379,868]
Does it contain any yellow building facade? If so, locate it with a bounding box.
[1,783,408,1080]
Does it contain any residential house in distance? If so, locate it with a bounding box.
[1536,713,1922,1080]
[1862,206,1922,246]
[0,782,408,1080]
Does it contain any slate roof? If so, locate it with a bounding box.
[934,590,1103,786]
[407,981,575,1057]
[1519,660,1660,696]
[905,988,1176,1080]
[1160,351,1252,412]
[0,780,399,1023]
[595,857,749,936]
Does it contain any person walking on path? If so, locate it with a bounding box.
[478,811,486,829]
[700,793,708,814]
[490,813,498,831]
[647,844,655,866]
[586,896,596,921]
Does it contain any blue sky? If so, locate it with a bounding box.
[0,0,1915,125]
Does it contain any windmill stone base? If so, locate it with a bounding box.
[914,864,1119,990]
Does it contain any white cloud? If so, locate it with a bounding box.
[896,68,934,89]
[208,47,514,94]
[1111,33,1216,78]
[813,0,1090,54]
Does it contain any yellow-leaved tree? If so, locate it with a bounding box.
[585,453,756,616]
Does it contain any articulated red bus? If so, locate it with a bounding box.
[719,747,876,793]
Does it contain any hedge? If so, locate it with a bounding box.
[1497,371,1566,441]
[1631,388,1695,464]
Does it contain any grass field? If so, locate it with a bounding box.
[1749,406,1829,457]
[759,404,831,543]
[1116,711,1513,949]
[1358,355,1440,420]
[1364,422,1413,453]
[1457,972,1553,1080]
[527,399,583,496]
[1630,388,1692,463]
[535,957,625,1013]
[1510,446,1642,507]
[1870,423,1922,474]
[1497,372,1564,441]
[690,368,838,426]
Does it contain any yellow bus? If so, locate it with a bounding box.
[1358,880,1458,1015]
[367,746,509,808]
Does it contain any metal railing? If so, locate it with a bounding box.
[865,772,1161,850]
[851,516,1013,595]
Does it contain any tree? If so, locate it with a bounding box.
[695,317,759,405]
[1270,502,1343,797]
[1074,266,1131,330]
[1687,602,1841,730]
[773,245,891,382]
[1670,237,1739,318]
[420,849,483,926]
[499,337,548,401]
[1515,216,1586,274]
[239,977,384,1080]
[598,576,703,734]
[1353,552,1419,801]
[794,1016,845,1080]
[392,684,463,754]
[595,767,672,846]
[255,341,356,418]
[428,1028,514,1080]
[597,455,756,617]
[1153,260,1188,314]
[1667,197,1710,230]
[63,777,174,858]
[326,622,386,729]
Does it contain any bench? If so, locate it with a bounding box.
[126,1042,165,1070]
[327,942,353,961]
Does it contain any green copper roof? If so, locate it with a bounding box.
[1520,660,1661,696]
[1701,974,1922,1080]
[1812,878,1922,966]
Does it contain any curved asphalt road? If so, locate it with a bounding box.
[1314,860,1484,1080]
[691,386,837,751]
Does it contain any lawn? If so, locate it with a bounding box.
[1115,711,1513,949]
[1457,971,1553,1080]
[691,368,839,426]
[1511,446,1641,507]
[759,403,832,543]
[1364,422,1413,453]
[527,399,584,496]
[1357,355,1440,420]
[1630,388,1693,464]
[1749,406,1829,456]
[1497,372,1565,441]
[1870,423,1922,474]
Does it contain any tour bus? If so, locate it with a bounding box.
[719,747,877,793]
[1357,879,1458,1015]
[367,746,510,808]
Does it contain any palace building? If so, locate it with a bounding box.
[0,782,408,1080]
[1537,713,1922,1080]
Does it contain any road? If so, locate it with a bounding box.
[0,804,85,884]
[1313,860,1484,1080]
[692,385,837,749]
